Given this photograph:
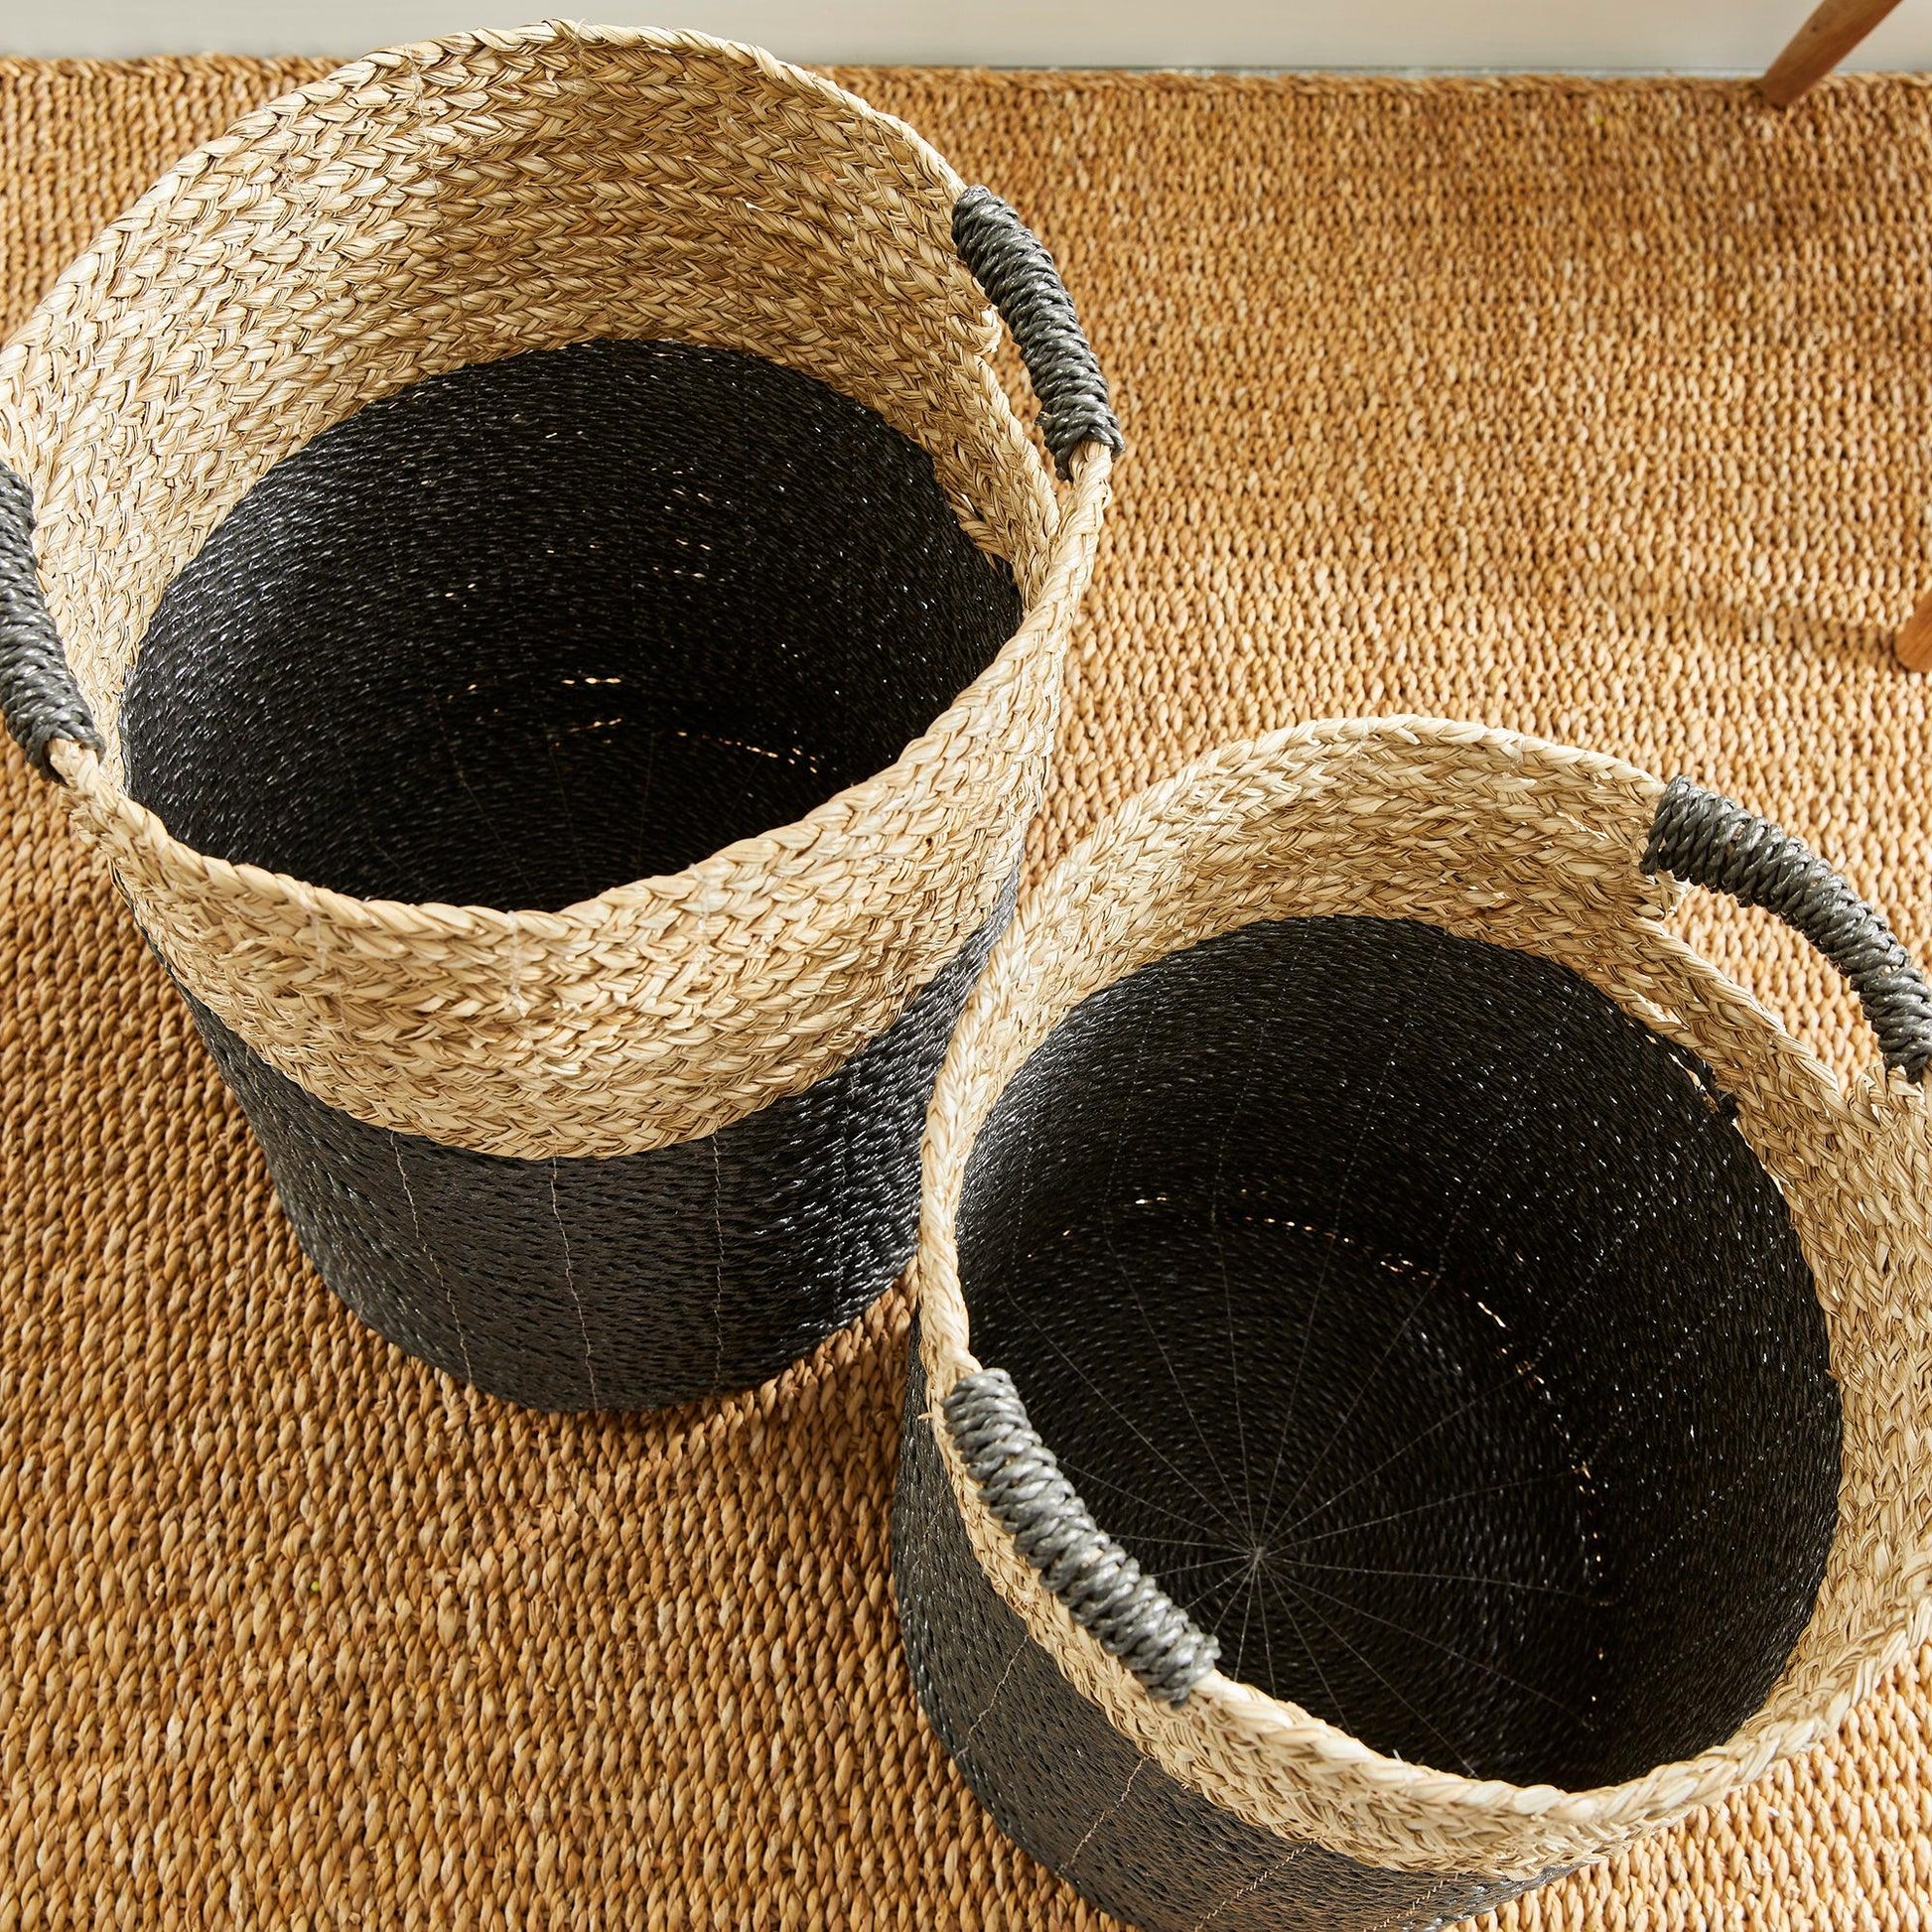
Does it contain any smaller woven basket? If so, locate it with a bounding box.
[0,24,1118,1412]
[896,720,1932,1932]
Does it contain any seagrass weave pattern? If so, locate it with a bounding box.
[0,25,1117,1409]
[901,721,1932,1929]
[7,59,1932,1930]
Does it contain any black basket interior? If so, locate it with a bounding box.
[956,914,1842,1791]
[119,338,1025,911]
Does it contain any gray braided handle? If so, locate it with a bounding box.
[0,464,102,782]
[952,187,1123,481]
[1642,775,1932,1082]
[943,1367,1220,1707]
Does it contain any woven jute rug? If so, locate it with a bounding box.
[4,57,1930,1927]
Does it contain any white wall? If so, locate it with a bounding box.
[3,0,1931,71]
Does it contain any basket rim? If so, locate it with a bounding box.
[910,715,1932,1880]
[8,16,1094,939]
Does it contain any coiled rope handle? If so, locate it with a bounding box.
[943,1367,1221,1708]
[0,467,100,783]
[1642,775,1932,1083]
[952,187,1123,482]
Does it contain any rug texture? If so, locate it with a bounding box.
[3,56,1930,1929]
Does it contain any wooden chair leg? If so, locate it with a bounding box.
[1760,2,1924,668]
[1896,590,1932,670]
[1761,0,1907,106]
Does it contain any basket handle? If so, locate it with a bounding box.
[942,1366,1220,1707]
[953,187,1123,481]
[1642,775,1932,1082]
[0,465,102,784]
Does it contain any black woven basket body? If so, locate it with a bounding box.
[0,29,1119,1412]
[896,723,1932,1929]
[129,338,1026,1413]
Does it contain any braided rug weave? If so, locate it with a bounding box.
[4,58,1931,1928]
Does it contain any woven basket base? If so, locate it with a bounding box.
[3,58,1930,1927]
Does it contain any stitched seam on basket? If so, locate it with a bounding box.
[391,1130,472,1386]
[1060,1758,1146,1879]
[549,1158,599,1409]
[954,1632,1031,1755]
[1186,1846,1306,1931]
[1364,1872,1459,1932]
[708,1138,728,1395]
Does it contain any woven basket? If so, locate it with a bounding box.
[0,23,1117,1413]
[896,720,1932,1931]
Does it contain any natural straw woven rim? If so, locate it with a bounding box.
[913,717,1932,1881]
[0,21,1112,1160]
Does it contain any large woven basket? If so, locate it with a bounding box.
[0,24,1117,1413]
[896,720,1932,1931]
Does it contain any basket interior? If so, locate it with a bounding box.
[118,338,1025,911]
[955,913,1842,1790]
